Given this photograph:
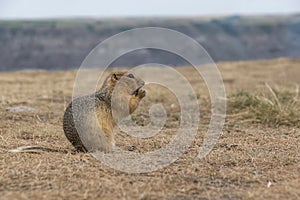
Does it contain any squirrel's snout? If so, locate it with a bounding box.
[140,80,145,86]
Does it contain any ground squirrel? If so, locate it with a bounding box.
[9,71,146,153]
[63,71,146,152]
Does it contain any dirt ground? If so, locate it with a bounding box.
[0,58,299,199]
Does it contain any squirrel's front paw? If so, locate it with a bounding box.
[137,88,146,98]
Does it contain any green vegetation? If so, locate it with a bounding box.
[228,84,300,127]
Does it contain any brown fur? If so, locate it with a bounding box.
[63,72,145,152]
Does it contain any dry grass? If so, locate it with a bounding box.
[228,84,300,127]
[0,58,300,199]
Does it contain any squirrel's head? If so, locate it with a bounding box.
[102,71,145,97]
[101,71,146,121]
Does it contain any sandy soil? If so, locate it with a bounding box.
[0,58,299,199]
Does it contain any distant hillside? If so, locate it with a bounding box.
[0,14,300,71]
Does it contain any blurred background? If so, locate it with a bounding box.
[0,0,299,71]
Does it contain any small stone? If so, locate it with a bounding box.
[6,106,35,112]
[127,146,136,151]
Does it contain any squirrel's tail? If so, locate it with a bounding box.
[8,146,67,153]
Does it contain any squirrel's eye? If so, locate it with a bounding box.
[127,74,134,78]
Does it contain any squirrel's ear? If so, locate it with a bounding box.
[111,73,119,82]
